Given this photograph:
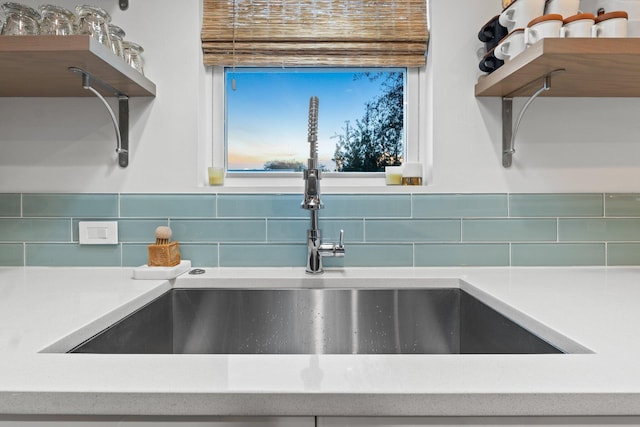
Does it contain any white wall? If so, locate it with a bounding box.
[1,0,639,193]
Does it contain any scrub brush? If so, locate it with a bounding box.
[154,226,172,245]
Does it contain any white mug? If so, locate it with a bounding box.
[525,14,563,46]
[545,0,581,18]
[592,10,628,37]
[499,0,547,32]
[495,29,526,61]
[561,13,596,37]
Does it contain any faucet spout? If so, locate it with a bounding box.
[307,96,319,167]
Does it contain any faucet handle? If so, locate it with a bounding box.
[334,229,345,257]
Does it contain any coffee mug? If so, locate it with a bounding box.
[478,14,509,52]
[592,10,628,37]
[499,0,547,32]
[561,13,596,37]
[545,0,581,18]
[525,14,563,46]
[495,28,526,61]
[479,47,504,73]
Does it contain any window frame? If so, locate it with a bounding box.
[205,66,427,190]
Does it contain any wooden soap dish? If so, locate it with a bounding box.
[148,226,181,267]
[148,241,181,267]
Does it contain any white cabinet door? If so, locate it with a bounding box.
[0,416,314,427]
[318,416,640,427]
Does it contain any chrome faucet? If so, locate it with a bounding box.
[302,96,345,274]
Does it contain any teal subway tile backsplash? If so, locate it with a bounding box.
[0,194,21,217]
[413,194,508,218]
[218,194,305,218]
[605,194,640,217]
[120,194,215,218]
[178,244,219,267]
[366,219,460,242]
[23,194,118,217]
[415,243,510,267]
[607,243,640,266]
[26,243,121,267]
[2,192,640,267]
[322,194,411,218]
[463,219,557,242]
[0,218,70,242]
[220,243,305,267]
[121,244,149,267]
[171,219,266,242]
[0,244,23,266]
[511,243,605,266]
[267,219,308,242]
[509,194,603,218]
[559,218,640,241]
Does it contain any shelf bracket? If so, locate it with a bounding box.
[502,69,564,168]
[69,67,129,168]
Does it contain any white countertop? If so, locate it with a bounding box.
[1,266,640,416]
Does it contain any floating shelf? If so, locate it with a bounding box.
[475,38,640,167]
[475,38,640,98]
[0,34,155,97]
[0,35,156,168]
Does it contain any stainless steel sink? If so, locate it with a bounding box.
[68,288,565,354]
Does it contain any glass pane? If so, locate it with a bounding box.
[225,68,406,173]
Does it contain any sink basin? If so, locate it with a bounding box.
[68,288,565,354]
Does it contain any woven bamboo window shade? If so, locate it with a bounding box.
[201,0,429,67]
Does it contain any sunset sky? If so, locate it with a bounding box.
[226,69,403,171]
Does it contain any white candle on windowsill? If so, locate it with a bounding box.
[385,166,403,185]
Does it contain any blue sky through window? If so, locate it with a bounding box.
[225,68,405,172]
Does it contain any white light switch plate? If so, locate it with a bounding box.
[79,221,118,245]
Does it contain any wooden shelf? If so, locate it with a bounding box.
[475,38,640,97]
[0,35,156,97]
[0,35,157,168]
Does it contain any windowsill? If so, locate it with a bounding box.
[201,174,429,194]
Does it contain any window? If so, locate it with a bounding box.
[202,0,429,185]
[225,68,406,174]
[210,67,426,185]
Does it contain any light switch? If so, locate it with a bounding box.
[79,221,118,245]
